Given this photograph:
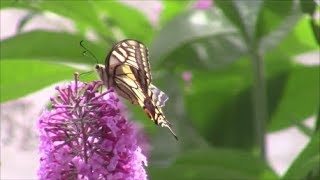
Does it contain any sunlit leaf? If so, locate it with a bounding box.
[0,31,106,64]
[268,65,319,131]
[16,11,38,33]
[2,0,111,38]
[94,1,154,44]
[258,0,302,52]
[0,60,77,102]
[159,0,191,26]
[0,0,31,9]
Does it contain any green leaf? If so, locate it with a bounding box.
[268,65,320,131]
[150,8,246,70]
[287,16,319,50]
[159,0,191,27]
[0,31,106,64]
[214,0,246,38]
[184,52,318,148]
[311,18,320,46]
[300,0,317,16]
[0,60,77,102]
[282,131,320,179]
[184,60,253,149]
[295,120,314,137]
[271,16,319,57]
[2,0,111,38]
[42,0,109,35]
[94,1,154,44]
[215,0,263,43]
[16,12,38,33]
[258,0,302,52]
[149,149,277,180]
[256,0,297,42]
[0,0,27,9]
[2,0,111,37]
[300,0,320,45]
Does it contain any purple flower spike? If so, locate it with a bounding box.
[37,73,148,180]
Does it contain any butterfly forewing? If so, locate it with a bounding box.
[108,40,151,92]
[113,65,141,105]
[120,39,151,84]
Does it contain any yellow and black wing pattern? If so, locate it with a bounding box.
[99,39,177,140]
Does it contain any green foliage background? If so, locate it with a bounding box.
[0,0,319,179]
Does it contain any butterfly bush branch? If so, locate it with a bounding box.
[250,49,267,161]
[37,72,148,179]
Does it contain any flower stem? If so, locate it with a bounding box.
[250,48,267,161]
[80,115,89,163]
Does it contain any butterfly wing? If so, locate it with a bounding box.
[109,39,151,92]
[112,64,141,105]
[96,64,140,105]
[103,39,177,140]
[104,39,153,102]
[143,96,178,140]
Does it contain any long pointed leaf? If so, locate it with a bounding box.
[0,60,77,102]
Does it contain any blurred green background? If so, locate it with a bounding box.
[0,0,319,179]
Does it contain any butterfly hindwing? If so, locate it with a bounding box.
[150,84,169,107]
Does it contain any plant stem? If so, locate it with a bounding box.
[316,105,320,132]
[250,48,268,161]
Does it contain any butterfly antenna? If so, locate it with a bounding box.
[78,70,94,79]
[80,40,99,64]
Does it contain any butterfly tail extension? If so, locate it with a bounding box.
[159,121,178,141]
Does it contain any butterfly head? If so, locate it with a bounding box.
[95,64,108,86]
[95,64,104,70]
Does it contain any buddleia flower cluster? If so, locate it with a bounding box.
[37,73,148,180]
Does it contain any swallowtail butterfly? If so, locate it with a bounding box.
[95,39,178,140]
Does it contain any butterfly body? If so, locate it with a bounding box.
[95,39,177,140]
